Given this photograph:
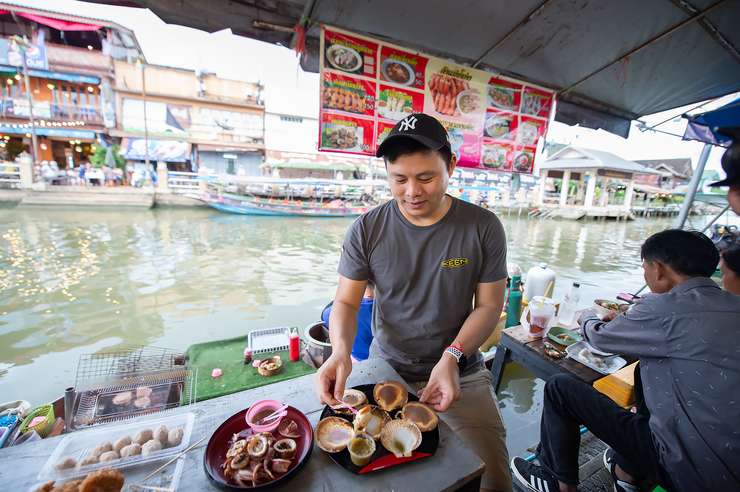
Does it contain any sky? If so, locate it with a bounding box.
[11,0,736,172]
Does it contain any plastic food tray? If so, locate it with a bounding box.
[566,342,626,375]
[39,412,194,482]
[247,326,291,355]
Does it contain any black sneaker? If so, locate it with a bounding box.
[603,448,639,492]
[511,456,560,492]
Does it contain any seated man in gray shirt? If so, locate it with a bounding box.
[511,229,740,492]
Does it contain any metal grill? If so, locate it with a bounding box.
[70,346,195,430]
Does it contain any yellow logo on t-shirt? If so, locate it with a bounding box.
[441,257,469,269]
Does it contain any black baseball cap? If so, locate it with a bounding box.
[709,126,740,187]
[376,113,451,158]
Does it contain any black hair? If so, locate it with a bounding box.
[721,244,740,275]
[382,137,453,170]
[640,229,719,277]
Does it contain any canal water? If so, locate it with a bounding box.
[0,205,688,455]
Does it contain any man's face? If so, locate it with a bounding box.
[386,150,455,224]
[728,185,740,215]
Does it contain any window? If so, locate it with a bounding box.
[280,115,303,123]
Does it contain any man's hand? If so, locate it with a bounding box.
[419,355,460,412]
[315,352,353,405]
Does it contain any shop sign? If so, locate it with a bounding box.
[0,38,48,70]
[318,26,555,174]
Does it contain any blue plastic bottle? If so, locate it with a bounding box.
[505,275,522,328]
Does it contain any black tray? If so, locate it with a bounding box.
[319,383,439,474]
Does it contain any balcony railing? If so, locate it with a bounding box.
[0,99,102,125]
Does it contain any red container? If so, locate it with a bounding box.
[289,329,300,362]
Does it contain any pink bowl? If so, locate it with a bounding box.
[245,399,287,432]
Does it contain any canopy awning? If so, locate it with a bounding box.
[683,97,740,145]
[0,9,102,31]
[86,0,740,138]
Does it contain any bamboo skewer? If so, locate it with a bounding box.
[135,435,208,485]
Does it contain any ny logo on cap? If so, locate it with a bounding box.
[398,115,418,132]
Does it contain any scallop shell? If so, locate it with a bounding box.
[315,416,354,453]
[257,355,283,376]
[399,401,439,432]
[352,405,390,440]
[373,381,408,412]
[380,419,422,458]
[247,434,269,459]
[340,389,367,408]
[273,438,297,460]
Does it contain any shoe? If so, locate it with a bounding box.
[510,456,560,492]
[603,448,639,492]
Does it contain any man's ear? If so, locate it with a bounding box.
[653,260,669,282]
[448,153,457,176]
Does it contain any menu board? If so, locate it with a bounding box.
[319,26,555,174]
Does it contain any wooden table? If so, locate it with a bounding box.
[1,359,484,492]
[490,325,636,393]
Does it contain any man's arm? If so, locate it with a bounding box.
[453,279,507,356]
[315,275,366,405]
[420,279,506,411]
[580,296,667,358]
[328,275,366,358]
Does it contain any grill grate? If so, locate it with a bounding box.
[71,346,195,430]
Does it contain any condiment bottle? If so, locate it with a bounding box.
[289,328,300,362]
[505,275,522,327]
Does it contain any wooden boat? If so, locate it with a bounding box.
[205,191,371,217]
[202,176,382,217]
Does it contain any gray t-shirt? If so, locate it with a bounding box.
[338,196,507,381]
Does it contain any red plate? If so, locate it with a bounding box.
[203,406,313,489]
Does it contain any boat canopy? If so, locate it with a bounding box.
[684,97,740,145]
[88,0,740,138]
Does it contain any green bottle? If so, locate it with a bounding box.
[505,275,522,328]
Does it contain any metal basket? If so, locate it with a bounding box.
[247,326,292,355]
[70,346,195,430]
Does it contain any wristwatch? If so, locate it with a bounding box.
[444,343,468,373]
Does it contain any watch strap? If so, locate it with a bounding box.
[444,345,464,364]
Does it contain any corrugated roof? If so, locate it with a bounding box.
[542,145,660,174]
[635,158,693,178]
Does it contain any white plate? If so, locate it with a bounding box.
[566,342,626,375]
[326,44,362,72]
[381,59,415,86]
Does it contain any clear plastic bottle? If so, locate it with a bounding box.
[558,282,580,327]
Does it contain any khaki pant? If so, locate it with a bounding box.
[411,369,512,491]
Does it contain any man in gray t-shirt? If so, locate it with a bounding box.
[314,113,512,491]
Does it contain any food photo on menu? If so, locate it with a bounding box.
[512,148,535,173]
[321,74,374,116]
[484,111,518,141]
[324,30,377,78]
[379,46,427,90]
[481,142,513,171]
